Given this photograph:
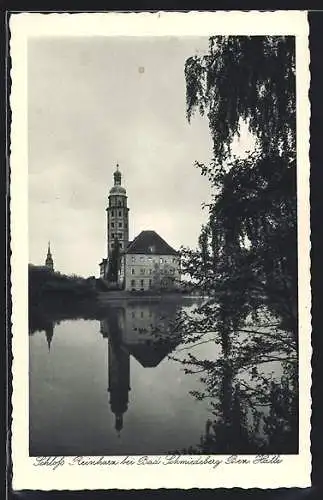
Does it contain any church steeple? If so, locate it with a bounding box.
[45,324,54,351]
[45,241,54,271]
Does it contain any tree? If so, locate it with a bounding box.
[183,36,297,342]
[185,36,295,158]
[107,237,121,283]
[171,36,298,453]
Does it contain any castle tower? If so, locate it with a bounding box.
[107,164,129,256]
[107,337,130,436]
[100,309,130,436]
[45,241,54,271]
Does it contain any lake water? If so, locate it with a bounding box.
[29,297,295,456]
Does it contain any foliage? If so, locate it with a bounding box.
[150,262,177,291]
[181,153,297,342]
[173,35,299,453]
[185,36,295,158]
[29,264,98,303]
[169,306,298,454]
[107,237,121,283]
[182,35,297,341]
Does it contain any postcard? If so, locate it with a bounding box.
[10,10,311,490]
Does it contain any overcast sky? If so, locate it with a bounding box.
[28,36,215,277]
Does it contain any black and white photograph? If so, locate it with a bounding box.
[10,11,311,490]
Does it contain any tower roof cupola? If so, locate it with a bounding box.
[110,164,126,195]
[114,163,122,185]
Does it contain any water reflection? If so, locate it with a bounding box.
[45,324,54,351]
[105,327,130,436]
[30,298,203,455]
[100,302,181,435]
[29,297,297,455]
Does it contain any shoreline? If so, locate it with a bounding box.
[96,291,207,302]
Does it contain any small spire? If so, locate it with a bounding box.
[45,241,54,271]
[45,326,54,352]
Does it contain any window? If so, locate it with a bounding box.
[111,233,115,239]
[140,279,144,288]
[131,256,135,263]
[120,242,123,249]
[149,269,152,275]
[149,279,152,287]
[111,242,114,248]
[118,222,122,228]
[173,258,176,263]
[140,311,144,318]
[160,257,163,264]
[111,210,114,217]
[131,310,135,318]
[131,280,135,289]
[140,268,145,275]
[111,222,115,228]
[131,268,135,275]
[118,210,122,217]
[118,233,122,239]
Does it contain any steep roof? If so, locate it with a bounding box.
[126,342,174,368]
[126,230,178,256]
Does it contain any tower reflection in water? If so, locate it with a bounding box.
[45,324,54,351]
[100,300,181,435]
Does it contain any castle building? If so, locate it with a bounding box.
[99,300,181,434]
[124,230,180,291]
[99,165,180,291]
[45,241,54,271]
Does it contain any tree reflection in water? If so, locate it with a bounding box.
[169,302,298,454]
